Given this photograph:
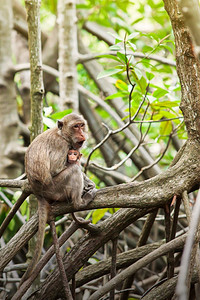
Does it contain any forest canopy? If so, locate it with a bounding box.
[0,0,200,299]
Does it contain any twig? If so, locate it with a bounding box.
[132,117,183,123]
[110,237,118,300]
[77,51,176,67]
[182,190,191,223]
[0,179,25,188]
[86,84,150,173]
[168,197,181,278]
[131,120,183,182]
[50,220,73,300]
[176,189,200,300]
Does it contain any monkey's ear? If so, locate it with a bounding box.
[57,120,63,130]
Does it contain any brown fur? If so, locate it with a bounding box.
[66,149,91,226]
[20,113,87,285]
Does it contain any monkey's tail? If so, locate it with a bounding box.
[71,212,90,225]
[19,198,49,286]
[0,191,31,238]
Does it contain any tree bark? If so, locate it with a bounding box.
[0,0,22,178]
[25,0,44,140]
[24,0,44,289]
[163,0,200,139]
[57,0,78,111]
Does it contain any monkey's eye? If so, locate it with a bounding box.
[73,124,79,129]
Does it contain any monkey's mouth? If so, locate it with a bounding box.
[75,141,84,148]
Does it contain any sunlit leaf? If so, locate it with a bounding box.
[92,208,108,224]
[115,79,128,91]
[43,116,56,128]
[161,44,174,54]
[153,87,168,98]
[127,32,139,40]
[109,45,123,51]
[105,91,128,100]
[143,45,153,52]
[97,68,122,79]
[51,110,72,120]
[146,71,155,81]
[97,54,122,63]
[127,41,137,51]
[153,113,164,120]
[160,120,173,135]
[117,52,127,63]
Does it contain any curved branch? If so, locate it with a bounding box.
[77,51,176,67]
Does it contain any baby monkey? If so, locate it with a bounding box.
[66,149,83,209]
[65,148,91,226]
[67,149,82,165]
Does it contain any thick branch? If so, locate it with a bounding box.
[163,0,200,139]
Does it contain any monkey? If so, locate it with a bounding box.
[65,149,83,209]
[65,149,91,225]
[20,113,92,285]
[67,149,82,164]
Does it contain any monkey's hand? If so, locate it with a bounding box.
[82,173,97,204]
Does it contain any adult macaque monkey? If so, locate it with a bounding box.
[20,113,92,285]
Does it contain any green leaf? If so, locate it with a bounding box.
[115,79,128,91]
[97,68,122,79]
[92,208,108,224]
[161,44,173,54]
[105,92,128,100]
[20,200,28,217]
[153,113,164,120]
[109,45,123,51]
[160,121,173,135]
[143,45,153,52]
[97,54,122,63]
[127,32,139,40]
[147,95,157,103]
[127,41,137,51]
[43,116,56,128]
[117,52,127,63]
[13,190,22,201]
[139,76,147,94]
[153,88,168,98]
[159,100,179,108]
[146,72,155,81]
[51,110,72,120]
[76,3,92,9]
[131,17,144,26]
[161,111,179,119]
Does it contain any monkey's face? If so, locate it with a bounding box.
[58,114,87,149]
[71,122,86,149]
[68,150,80,164]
